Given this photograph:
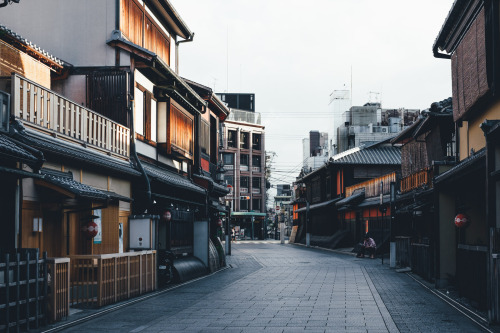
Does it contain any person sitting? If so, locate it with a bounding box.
[356,235,376,258]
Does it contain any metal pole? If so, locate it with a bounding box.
[306,201,310,247]
[390,182,396,268]
[380,181,384,265]
[251,215,255,240]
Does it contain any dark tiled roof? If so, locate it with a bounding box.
[336,188,365,208]
[332,146,401,165]
[434,149,486,184]
[0,134,38,164]
[16,129,141,177]
[193,173,230,196]
[143,163,206,195]
[391,97,452,144]
[0,25,66,66]
[295,197,342,213]
[40,169,129,201]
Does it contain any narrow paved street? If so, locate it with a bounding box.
[58,242,486,333]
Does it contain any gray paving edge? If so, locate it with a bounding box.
[361,266,400,332]
[39,266,232,333]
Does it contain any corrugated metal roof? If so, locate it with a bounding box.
[332,146,400,165]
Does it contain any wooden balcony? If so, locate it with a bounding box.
[11,74,130,158]
[345,172,397,198]
[68,251,156,308]
[400,168,433,194]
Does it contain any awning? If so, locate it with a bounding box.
[0,165,43,179]
[35,169,131,202]
[143,163,206,196]
[336,189,365,210]
[434,149,485,185]
[193,173,230,197]
[231,212,266,217]
[295,197,342,213]
[0,133,43,169]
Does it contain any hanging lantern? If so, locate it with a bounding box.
[82,221,99,238]
[454,213,469,228]
[217,218,223,227]
[162,210,172,222]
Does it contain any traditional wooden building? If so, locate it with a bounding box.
[433,0,500,321]
[293,139,401,249]
[0,0,231,288]
[390,98,455,280]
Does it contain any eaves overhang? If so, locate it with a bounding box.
[0,25,67,74]
[183,77,230,120]
[148,0,192,39]
[433,0,484,58]
[107,32,206,115]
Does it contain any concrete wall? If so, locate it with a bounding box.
[0,0,117,67]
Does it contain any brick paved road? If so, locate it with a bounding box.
[57,241,486,333]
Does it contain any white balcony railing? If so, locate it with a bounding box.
[11,74,130,157]
[240,165,249,171]
[252,188,260,194]
[251,166,261,172]
[240,187,248,193]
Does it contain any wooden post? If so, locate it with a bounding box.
[98,258,103,307]
[114,257,117,303]
[5,254,10,331]
[42,252,48,327]
[25,251,30,331]
[127,256,130,299]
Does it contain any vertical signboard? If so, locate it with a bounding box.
[93,209,102,244]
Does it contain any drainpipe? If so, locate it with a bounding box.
[129,63,152,212]
[175,33,195,75]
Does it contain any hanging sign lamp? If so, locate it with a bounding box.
[82,221,99,238]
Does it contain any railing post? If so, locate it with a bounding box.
[98,258,103,307]
[114,257,117,303]
[127,256,130,299]
[139,253,143,295]
[25,251,30,331]
[5,253,10,331]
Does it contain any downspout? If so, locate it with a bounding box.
[129,61,152,212]
[175,33,195,75]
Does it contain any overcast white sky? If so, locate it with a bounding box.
[171,0,455,190]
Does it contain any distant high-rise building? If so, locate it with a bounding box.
[328,90,351,156]
[302,131,328,173]
[337,103,420,153]
[217,93,255,112]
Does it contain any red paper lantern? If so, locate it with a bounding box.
[454,213,469,228]
[217,219,223,227]
[162,210,172,222]
[82,221,99,238]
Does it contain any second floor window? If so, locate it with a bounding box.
[225,175,234,187]
[223,153,234,165]
[252,155,261,169]
[200,120,210,156]
[240,176,249,188]
[240,132,249,149]
[228,130,237,148]
[252,177,261,189]
[240,154,249,166]
[252,198,261,211]
[252,133,261,150]
[135,84,157,143]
